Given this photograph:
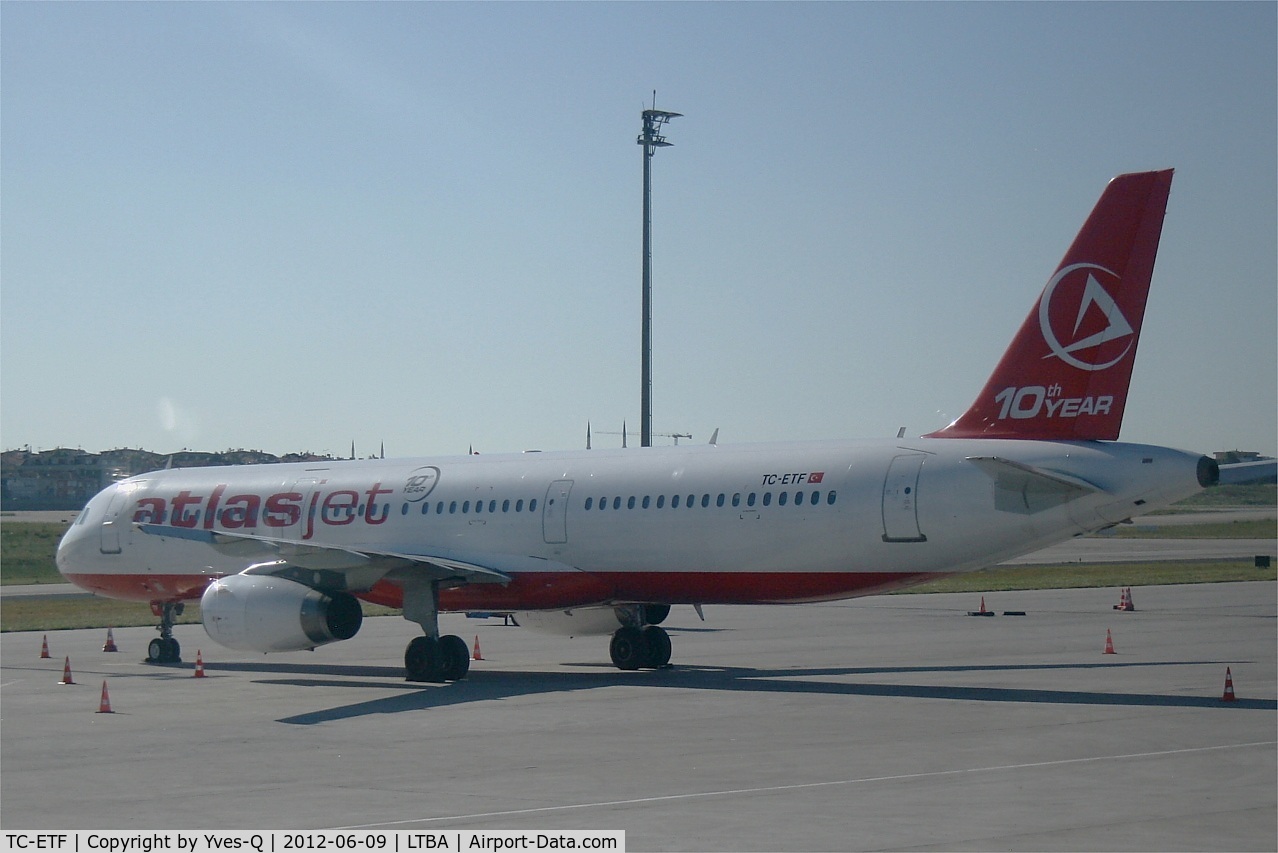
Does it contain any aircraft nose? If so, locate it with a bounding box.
[56,486,112,579]
[56,508,89,578]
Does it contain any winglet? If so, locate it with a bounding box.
[927,170,1173,441]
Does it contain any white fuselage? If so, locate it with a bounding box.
[56,437,1207,612]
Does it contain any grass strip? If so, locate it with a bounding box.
[893,560,1275,595]
[1102,519,1275,538]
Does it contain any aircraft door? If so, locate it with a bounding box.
[98,484,133,555]
[882,455,927,543]
[542,479,573,544]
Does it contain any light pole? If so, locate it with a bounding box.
[638,100,681,448]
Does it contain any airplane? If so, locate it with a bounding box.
[56,169,1219,683]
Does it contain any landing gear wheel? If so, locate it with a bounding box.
[405,636,438,682]
[610,626,647,670]
[437,635,471,682]
[641,625,671,668]
[405,635,470,682]
[642,604,671,626]
[147,634,181,663]
[147,602,184,664]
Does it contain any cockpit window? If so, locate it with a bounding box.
[74,506,90,525]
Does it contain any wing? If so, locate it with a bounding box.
[135,523,511,591]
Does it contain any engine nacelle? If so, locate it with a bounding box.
[201,573,363,652]
[514,603,671,637]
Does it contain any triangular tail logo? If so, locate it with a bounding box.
[1039,263,1134,371]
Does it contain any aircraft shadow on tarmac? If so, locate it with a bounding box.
[190,659,1278,725]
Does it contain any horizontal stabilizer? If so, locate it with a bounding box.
[966,456,1102,514]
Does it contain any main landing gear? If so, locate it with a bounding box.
[147,601,183,664]
[401,578,469,683]
[609,605,672,670]
[405,634,470,682]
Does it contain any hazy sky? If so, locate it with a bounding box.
[3,2,1275,459]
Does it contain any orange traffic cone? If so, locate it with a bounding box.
[1221,667,1237,702]
[1103,629,1116,655]
[40,635,51,659]
[472,635,484,661]
[97,680,114,713]
[967,596,994,616]
[193,650,206,678]
[1113,588,1136,612]
[59,656,75,684]
[103,627,119,652]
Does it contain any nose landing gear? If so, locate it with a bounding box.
[146,601,184,664]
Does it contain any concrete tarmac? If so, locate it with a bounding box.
[2,582,1275,851]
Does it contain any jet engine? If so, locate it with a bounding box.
[201,572,363,652]
[514,603,671,637]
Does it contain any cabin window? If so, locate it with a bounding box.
[672,495,680,508]
[642,495,651,509]
[613,496,622,510]
[716,493,725,507]
[449,501,458,514]
[795,491,804,506]
[529,499,538,512]
[827,491,837,505]
[516,499,524,512]
[687,494,695,509]
[747,493,757,507]
[627,496,636,509]
[779,492,788,506]
[732,493,741,507]
[502,499,510,512]
[657,495,666,508]
[585,497,594,510]
[763,492,772,507]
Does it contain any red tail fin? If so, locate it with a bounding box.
[927,170,1173,441]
